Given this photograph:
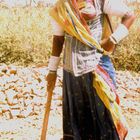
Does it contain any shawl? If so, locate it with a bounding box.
[49,0,104,53]
[49,0,115,54]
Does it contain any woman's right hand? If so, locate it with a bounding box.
[46,72,57,93]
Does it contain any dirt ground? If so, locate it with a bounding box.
[0,66,139,140]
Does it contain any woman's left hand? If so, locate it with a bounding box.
[100,37,115,53]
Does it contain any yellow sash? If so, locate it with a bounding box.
[49,0,105,53]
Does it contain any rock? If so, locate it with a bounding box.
[9,67,17,75]
[12,98,18,105]
[33,106,40,115]
[22,86,32,94]
[10,109,20,118]
[8,75,19,83]
[10,104,20,110]
[4,111,13,119]
[16,93,24,99]
[38,81,46,88]
[36,67,48,76]
[16,80,25,88]
[39,97,47,105]
[18,105,33,118]
[4,83,13,90]
[24,98,32,106]
[1,68,7,73]
[0,86,5,92]
[31,87,43,97]
[32,96,43,106]
[0,72,4,77]
[0,75,8,86]
[5,89,17,105]
[54,87,62,95]
[18,98,24,109]
[0,108,2,116]
[0,92,7,104]
[2,105,10,113]
[53,95,63,101]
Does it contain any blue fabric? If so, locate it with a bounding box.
[99,55,116,87]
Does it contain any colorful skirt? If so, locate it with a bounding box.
[62,66,128,140]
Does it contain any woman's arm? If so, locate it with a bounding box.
[121,12,136,29]
[50,17,65,56]
[46,19,65,92]
[109,12,136,46]
[48,18,65,71]
[46,35,64,92]
[52,35,64,57]
[101,0,136,50]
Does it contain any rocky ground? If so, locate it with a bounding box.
[0,65,139,140]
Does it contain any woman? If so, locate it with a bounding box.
[47,0,135,139]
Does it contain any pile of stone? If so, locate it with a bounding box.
[0,64,62,119]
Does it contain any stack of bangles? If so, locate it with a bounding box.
[48,56,60,73]
[109,23,129,45]
[104,23,129,55]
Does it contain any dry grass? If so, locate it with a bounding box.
[0,5,139,72]
[0,6,52,66]
[112,9,140,72]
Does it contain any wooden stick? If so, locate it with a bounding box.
[41,91,53,140]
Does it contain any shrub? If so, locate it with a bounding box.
[0,7,52,66]
[112,11,140,72]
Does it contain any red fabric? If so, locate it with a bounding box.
[71,0,92,34]
[116,121,128,140]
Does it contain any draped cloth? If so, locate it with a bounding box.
[49,0,104,53]
[49,0,128,139]
[49,0,115,53]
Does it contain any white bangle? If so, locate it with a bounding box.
[48,56,60,71]
[109,36,117,45]
[111,24,129,43]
